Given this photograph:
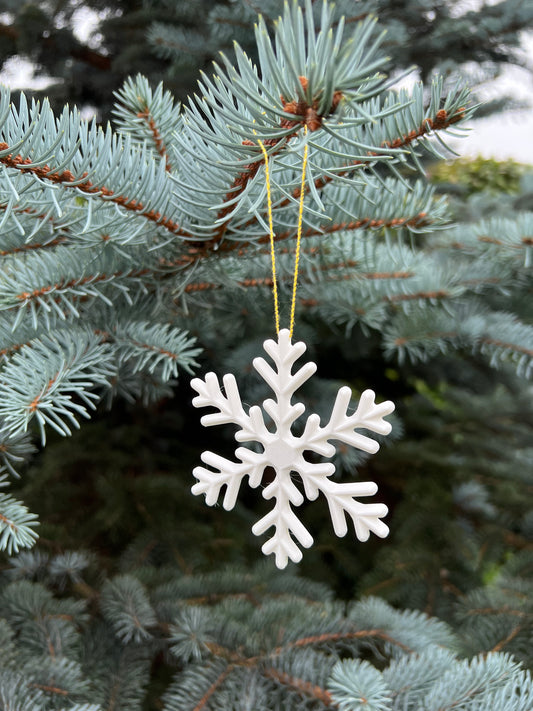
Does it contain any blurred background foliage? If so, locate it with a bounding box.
[1,0,533,121]
[429,156,529,195]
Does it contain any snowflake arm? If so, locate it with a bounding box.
[301,387,395,457]
[191,371,270,444]
[253,332,317,432]
[298,385,394,544]
[190,372,271,507]
[320,480,389,540]
[192,448,267,509]
[252,467,314,569]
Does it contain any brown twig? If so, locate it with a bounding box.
[264,212,431,246]
[192,666,232,711]
[183,267,414,294]
[482,338,533,358]
[388,289,450,303]
[287,108,466,207]
[273,629,414,654]
[0,237,66,256]
[29,683,69,696]
[13,268,151,305]
[136,108,173,171]
[263,667,335,706]
[394,331,457,347]
[490,624,524,653]
[167,211,431,268]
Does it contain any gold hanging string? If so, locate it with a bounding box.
[289,126,309,339]
[257,126,309,338]
[257,137,281,335]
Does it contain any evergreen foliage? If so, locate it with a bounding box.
[430,156,528,195]
[1,0,532,121]
[0,0,531,706]
[0,0,483,548]
[1,553,532,710]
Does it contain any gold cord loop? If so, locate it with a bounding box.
[257,127,308,338]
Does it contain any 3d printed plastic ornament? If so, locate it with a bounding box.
[191,329,395,568]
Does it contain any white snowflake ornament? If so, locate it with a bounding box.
[191,329,395,569]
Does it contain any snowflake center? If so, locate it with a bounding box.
[263,436,301,471]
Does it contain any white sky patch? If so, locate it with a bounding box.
[0,56,58,90]
[72,6,100,42]
[71,6,113,50]
[449,33,533,163]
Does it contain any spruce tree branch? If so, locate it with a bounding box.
[478,236,505,245]
[482,338,533,358]
[365,271,414,280]
[446,234,533,250]
[184,277,274,293]
[0,147,192,239]
[0,511,16,531]
[0,492,39,553]
[273,629,414,654]
[28,373,58,414]
[460,277,502,287]
[123,341,178,361]
[361,577,402,596]
[466,607,527,618]
[262,667,335,706]
[9,267,151,306]
[211,75,343,244]
[72,578,100,601]
[211,134,296,244]
[344,13,371,24]
[28,683,69,696]
[388,289,450,303]
[490,624,524,653]
[108,674,121,711]
[391,331,533,362]
[281,108,466,212]
[160,244,319,268]
[189,106,463,261]
[192,666,233,711]
[392,331,458,347]
[264,212,431,245]
[0,237,67,257]
[190,628,410,708]
[205,642,250,664]
[182,268,414,294]
[0,342,27,358]
[0,202,69,234]
[170,211,432,268]
[45,630,56,657]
